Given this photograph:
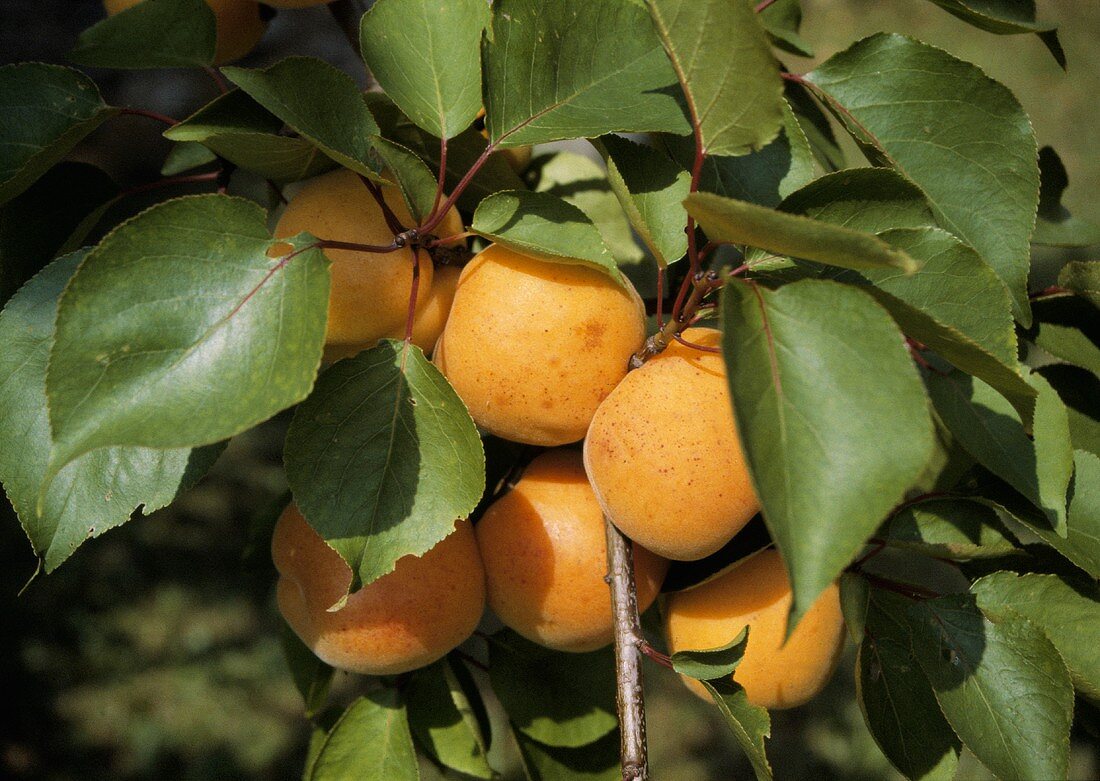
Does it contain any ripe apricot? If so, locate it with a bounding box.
[274,169,462,360]
[476,450,668,652]
[272,504,486,675]
[104,0,266,65]
[434,245,646,446]
[664,549,845,710]
[584,327,759,561]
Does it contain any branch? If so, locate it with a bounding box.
[604,516,649,781]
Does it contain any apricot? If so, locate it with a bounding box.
[584,327,759,561]
[272,504,486,675]
[664,549,845,710]
[104,0,266,65]
[476,450,668,652]
[274,169,463,360]
[434,245,645,446]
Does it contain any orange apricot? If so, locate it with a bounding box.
[434,245,646,446]
[664,549,845,710]
[476,450,668,652]
[104,0,266,64]
[272,504,486,675]
[584,327,759,561]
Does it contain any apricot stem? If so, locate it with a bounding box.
[359,175,407,236]
[604,516,649,781]
[630,271,721,368]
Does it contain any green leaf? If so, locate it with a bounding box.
[69,0,217,69]
[838,573,869,644]
[223,58,382,179]
[721,279,934,622]
[284,341,484,591]
[160,141,217,177]
[700,678,772,781]
[646,0,784,156]
[858,588,960,781]
[46,195,329,475]
[759,0,813,57]
[807,34,1040,324]
[488,630,616,748]
[879,498,1019,560]
[0,64,118,206]
[1037,365,1100,458]
[927,371,1071,535]
[533,151,644,266]
[360,0,488,139]
[595,135,689,266]
[785,81,845,172]
[774,166,936,233]
[0,161,117,305]
[909,595,1073,781]
[279,622,333,718]
[407,661,492,778]
[924,0,1064,67]
[972,571,1100,701]
[669,628,748,681]
[1058,261,1100,308]
[471,191,621,281]
[688,191,919,273]
[368,136,439,225]
[165,89,336,184]
[0,253,221,571]
[482,0,690,148]
[309,691,419,781]
[514,728,620,781]
[1032,148,1100,247]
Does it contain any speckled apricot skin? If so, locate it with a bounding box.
[475,450,668,652]
[272,505,486,675]
[275,169,463,360]
[664,549,845,709]
[104,0,266,64]
[434,245,646,446]
[583,327,759,561]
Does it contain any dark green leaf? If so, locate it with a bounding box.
[369,136,439,224]
[646,0,783,156]
[284,341,484,591]
[488,630,616,748]
[688,191,919,273]
[669,628,748,681]
[909,595,1073,781]
[533,150,644,266]
[1058,260,1100,307]
[859,588,960,781]
[309,690,419,781]
[1037,364,1100,458]
[924,0,1064,68]
[471,190,620,281]
[69,0,217,69]
[165,89,336,184]
[972,571,1100,701]
[482,0,689,147]
[701,678,772,781]
[1032,148,1100,247]
[785,81,845,172]
[721,279,934,622]
[0,64,118,205]
[838,573,869,644]
[807,34,1039,324]
[160,141,217,176]
[223,58,382,179]
[879,498,1019,560]
[407,661,492,778]
[279,622,333,718]
[360,0,489,139]
[0,253,220,571]
[46,195,329,475]
[514,728,620,781]
[0,161,117,305]
[759,0,813,57]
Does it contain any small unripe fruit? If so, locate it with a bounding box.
[584,327,759,561]
[435,245,646,446]
[664,549,845,710]
[104,0,266,65]
[272,504,486,675]
[476,450,668,652]
[274,169,462,361]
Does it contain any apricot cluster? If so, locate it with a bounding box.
[270,159,844,709]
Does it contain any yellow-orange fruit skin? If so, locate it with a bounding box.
[664,549,845,710]
[104,0,266,64]
[275,169,462,359]
[434,245,646,446]
[583,327,759,561]
[272,505,486,675]
[476,450,668,652]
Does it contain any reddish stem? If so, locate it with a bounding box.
[432,135,448,221]
[1030,285,1069,299]
[754,0,780,11]
[671,332,721,353]
[120,107,179,127]
[655,267,666,329]
[359,175,406,236]
[426,231,476,248]
[120,171,220,198]
[639,642,674,670]
[420,142,495,236]
[318,238,401,254]
[204,66,229,95]
[404,247,421,344]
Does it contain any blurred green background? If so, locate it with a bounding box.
[1,1,1098,778]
